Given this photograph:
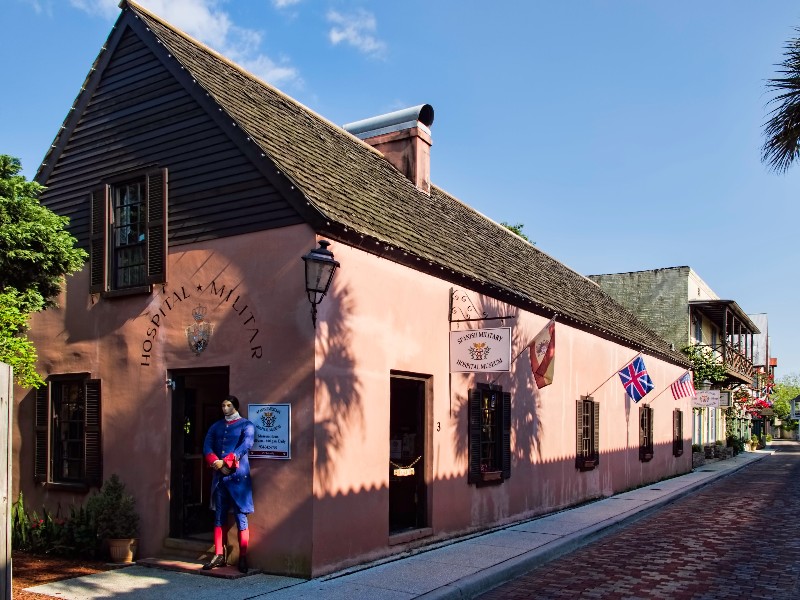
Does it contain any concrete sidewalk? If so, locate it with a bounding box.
[25,448,774,599]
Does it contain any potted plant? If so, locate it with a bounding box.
[86,474,140,563]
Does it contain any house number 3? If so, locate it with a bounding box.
[436,422,441,431]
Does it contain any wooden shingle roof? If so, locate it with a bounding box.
[122,1,687,366]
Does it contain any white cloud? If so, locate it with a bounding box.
[327,9,386,58]
[68,0,118,19]
[24,0,53,16]
[68,0,301,87]
[272,0,302,8]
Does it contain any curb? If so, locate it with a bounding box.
[417,451,772,600]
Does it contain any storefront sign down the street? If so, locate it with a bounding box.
[693,390,721,408]
[449,327,512,372]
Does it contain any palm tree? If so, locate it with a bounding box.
[763,29,800,173]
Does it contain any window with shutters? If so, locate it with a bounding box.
[639,405,654,462]
[673,409,684,457]
[35,375,102,489]
[468,384,511,485]
[91,168,168,296]
[576,396,599,471]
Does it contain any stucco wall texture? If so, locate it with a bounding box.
[14,227,693,578]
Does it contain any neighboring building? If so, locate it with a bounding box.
[588,266,760,447]
[13,1,693,578]
[749,313,779,438]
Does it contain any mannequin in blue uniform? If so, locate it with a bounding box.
[202,395,255,573]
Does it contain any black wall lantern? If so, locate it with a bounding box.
[302,240,340,327]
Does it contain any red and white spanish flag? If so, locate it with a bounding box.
[529,318,556,388]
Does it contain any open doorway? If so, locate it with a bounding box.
[389,373,430,535]
[168,367,229,540]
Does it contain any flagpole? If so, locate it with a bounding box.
[643,384,670,405]
[585,351,641,398]
[489,314,557,387]
[646,370,691,405]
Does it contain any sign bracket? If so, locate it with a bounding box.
[449,287,515,323]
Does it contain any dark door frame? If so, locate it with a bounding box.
[388,371,433,536]
[168,366,229,540]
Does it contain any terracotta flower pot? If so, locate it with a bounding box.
[108,538,138,563]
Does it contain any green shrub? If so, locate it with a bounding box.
[11,492,31,550]
[57,504,99,557]
[727,436,745,454]
[86,474,139,540]
[11,493,70,555]
[691,444,701,453]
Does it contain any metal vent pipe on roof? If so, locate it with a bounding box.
[343,104,434,139]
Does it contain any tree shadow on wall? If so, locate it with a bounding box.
[450,295,545,469]
[313,279,362,488]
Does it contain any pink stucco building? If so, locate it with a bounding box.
[13,1,693,577]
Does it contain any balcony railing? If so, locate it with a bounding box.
[695,343,754,384]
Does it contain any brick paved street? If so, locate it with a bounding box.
[477,441,800,600]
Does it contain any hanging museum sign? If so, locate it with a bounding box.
[248,404,291,459]
[693,390,721,408]
[449,327,512,372]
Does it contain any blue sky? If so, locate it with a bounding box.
[4,0,800,377]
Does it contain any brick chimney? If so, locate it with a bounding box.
[344,104,434,194]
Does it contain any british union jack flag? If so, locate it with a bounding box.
[618,355,654,402]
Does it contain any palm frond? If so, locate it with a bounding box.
[762,29,800,173]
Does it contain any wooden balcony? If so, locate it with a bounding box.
[689,300,759,386]
[697,343,755,386]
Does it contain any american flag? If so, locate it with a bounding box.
[670,371,696,400]
[618,355,654,403]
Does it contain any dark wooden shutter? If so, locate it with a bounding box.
[34,385,49,483]
[592,400,600,464]
[468,389,482,484]
[501,392,511,480]
[89,186,108,294]
[84,379,102,487]
[673,409,683,457]
[638,406,646,460]
[575,399,584,469]
[145,168,168,285]
[639,406,654,461]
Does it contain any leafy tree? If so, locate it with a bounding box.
[500,221,535,245]
[0,155,87,387]
[762,28,800,173]
[772,373,800,425]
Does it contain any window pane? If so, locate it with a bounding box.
[480,391,501,472]
[581,400,593,457]
[52,381,85,482]
[112,179,146,288]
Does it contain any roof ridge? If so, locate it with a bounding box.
[124,0,385,162]
[115,1,688,367]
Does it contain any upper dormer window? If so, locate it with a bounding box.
[90,168,168,296]
[693,314,703,343]
[112,179,147,288]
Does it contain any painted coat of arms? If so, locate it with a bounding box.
[468,342,490,361]
[261,411,277,429]
[186,305,213,355]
